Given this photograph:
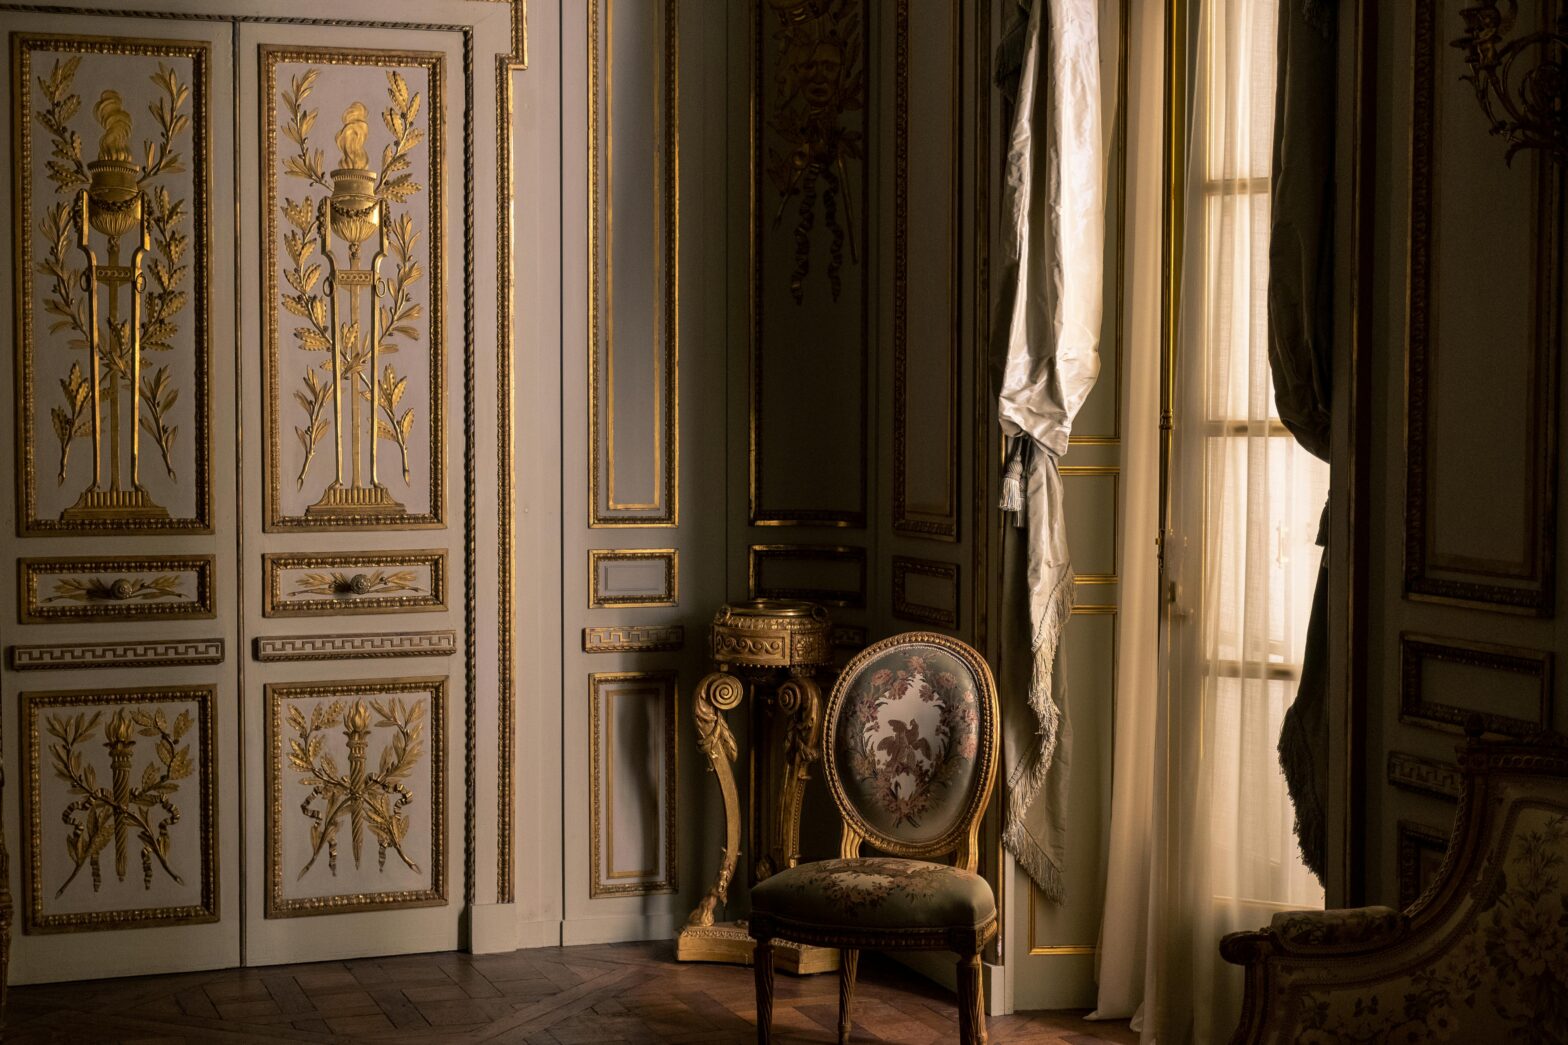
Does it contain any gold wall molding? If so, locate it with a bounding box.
[265,676,447,917]
[588,0,679,527]
[13,34,213,534]
[19,555,216,623]
[748,544,867,608]
[10,638,223,670]
[891,556,959,630]
[748,0,870,529]
[262,549,447,617]
[582,623,685,654]
[587,547,677,608]
[1387,750,1462,802]
[1398,632,1552,738]
[261,46,448,531]
[21,684,218,934]
[891,0,961,542]
[588,671,678,897]
[253,630,456,662]
[1403,0,1561,614]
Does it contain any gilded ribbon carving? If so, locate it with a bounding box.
[763,0,865,303]
[264,49,444,529]
[15,37,211,532]
[686,671,745,928]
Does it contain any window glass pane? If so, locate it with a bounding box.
[1202,0,1280,183]
[1204,436,1328,668]
[1202,192,1276,422]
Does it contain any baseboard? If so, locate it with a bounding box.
[466,902,519,954]
[559,911,684,946]
[888,952,1009,1017]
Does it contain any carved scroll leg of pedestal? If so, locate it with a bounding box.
[686,672,746,928]
[771,676,824,875]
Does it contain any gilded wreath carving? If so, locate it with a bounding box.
[46,706,194,897]
[286,697,426,879]
[764,0,865,304]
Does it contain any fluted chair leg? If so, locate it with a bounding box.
[753,934,775,1044]
[838,948,859,1043]
[956,951,986,1045]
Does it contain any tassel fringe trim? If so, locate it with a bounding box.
[1002,563,1075,903]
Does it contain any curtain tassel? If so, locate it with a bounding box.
[999,436,1030,515]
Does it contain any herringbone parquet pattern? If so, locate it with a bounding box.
[0,941,1138,1044]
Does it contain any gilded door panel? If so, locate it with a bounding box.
[1,10,240,985]
[12,34,212,534]
[236,14,482,966]
[261,46,446,531]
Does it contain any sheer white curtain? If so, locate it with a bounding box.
[1096,0,1327,1039]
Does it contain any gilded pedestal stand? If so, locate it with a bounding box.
[677,600,839,974]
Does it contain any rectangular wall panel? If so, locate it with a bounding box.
[749,0,869,527]
[749,544,867,608]
[891,0,960,540]
[891,556,959,629]
[1398,633,1552,737]
[1403,0,1563,613]
[588,671,677,897]
[588,548,678,607]
[589,0,679,527]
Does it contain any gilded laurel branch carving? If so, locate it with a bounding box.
[764,0,865,304]
[45,706,193,898]
[45,574,181,603]
[279,68,424,512]
[32,56,193,512]
[290,568,424,598]
[286,697,425,879]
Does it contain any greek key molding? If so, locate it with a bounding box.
[253,630,456,662]
[1387,750,1462,801]
[10,639,224,671]
[582,624,685,654]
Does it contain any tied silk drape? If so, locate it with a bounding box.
[993,0,1105,900]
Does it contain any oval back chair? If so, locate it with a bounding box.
[748,631,1001,1045]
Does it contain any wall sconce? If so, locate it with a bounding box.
[1453,0,1568,165]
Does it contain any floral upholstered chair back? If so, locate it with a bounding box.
[824,632,999,866]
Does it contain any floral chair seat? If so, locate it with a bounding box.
[751,857,996,931]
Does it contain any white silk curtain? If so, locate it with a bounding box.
[1091,0,1326,1038]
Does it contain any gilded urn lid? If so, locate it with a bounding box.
[710,599,832,671]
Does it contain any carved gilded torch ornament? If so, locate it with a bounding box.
[32,58,193,521]
[279,69,424,515]
[1454,0,1568,164]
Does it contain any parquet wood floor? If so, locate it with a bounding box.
[0,941,1139,1044]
